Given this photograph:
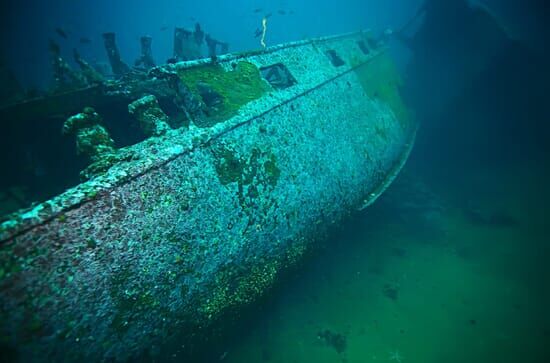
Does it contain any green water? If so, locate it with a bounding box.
[223,160,549,363]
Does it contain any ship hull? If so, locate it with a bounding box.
[0,32,415,361]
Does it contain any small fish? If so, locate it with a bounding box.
[253,28,263,38]
[55,27,68,39]
[253,8,263,13]
[278,10,287,15]
[264,12,272,19]
[79,37,91,44]
[160,26,169,31]
[48,39,61,54]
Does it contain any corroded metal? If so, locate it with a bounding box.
[0,31,416,361]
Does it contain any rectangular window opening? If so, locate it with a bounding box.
[260,63,297,89]
[325,50,345,67]
[367,38,378,50]
[357,41,370,55]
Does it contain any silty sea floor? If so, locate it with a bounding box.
[221,159,549,363]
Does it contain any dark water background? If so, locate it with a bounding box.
[1,0,549,362]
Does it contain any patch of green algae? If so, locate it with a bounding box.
[178,61,270,122]
[353,54,411,127]
[212,144,282,238]
[200,239,309,320]
[201,260,280,319]
[213,146,281,224]
[214,147,280,187]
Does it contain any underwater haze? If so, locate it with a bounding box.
[1,0,422,89]
[1,0,549,362]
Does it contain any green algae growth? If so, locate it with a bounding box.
[178,61,270,123]
[353,54,412,127]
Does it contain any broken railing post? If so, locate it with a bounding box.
[135,35,155,69]
[173,27,187,61]
[49,39,85,90]
[102,32,130,76]
[73,49,104,84]
[173,25,204,61]
[205,34,229,58]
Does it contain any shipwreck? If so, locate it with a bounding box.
[0,30,416,361]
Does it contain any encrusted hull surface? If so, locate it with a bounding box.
[0,32,416,361]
